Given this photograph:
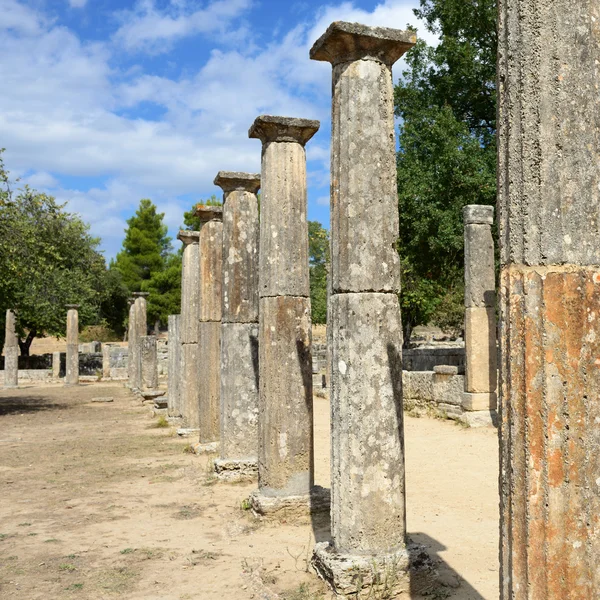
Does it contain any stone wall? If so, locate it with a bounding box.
[402,345,465,372]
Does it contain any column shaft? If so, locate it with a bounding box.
[3,309,18,388]
[65,307,79,386]
[102,344,111,380]
[132,294,148,389]
[167,314,182,417]
[127,301,137,386]
[140,335,158,390]
[498,0,600,597]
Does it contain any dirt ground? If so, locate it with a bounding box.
[0,383,498,599]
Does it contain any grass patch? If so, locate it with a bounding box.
[65,583,84,591]
[44,538,60,543]
[173,505,203,520]
[151,415,170,429]
[59,563,77,572]
[17,522,32,527]
[96,566,139,593]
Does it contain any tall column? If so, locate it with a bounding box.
[194,206,223,452]
[52,351,61,379]
[131,292,148,390]
[213,171,260,479]
[102,344,112,380]
[140,335,158,390]
[498,1,600,598]
[177,231,201,428]
[127,299,136,387]
[310,22,416,595]
[167,314,182,418]
[65,304,80,386]
[461,205,498,427]
[3,309,18,388]
[248,115,320,515]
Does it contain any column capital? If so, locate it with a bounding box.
[214,171,261,196]
[463,205,494,225]
[177,230,200,245]
[132,292,149,298]
[310,21,416,67]
[194,204,223,223]
[248,115,320,146]
[65,304,80,309]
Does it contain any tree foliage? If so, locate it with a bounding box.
[0,150,124,354]
[308,220,329,325]
[395,0,497,343]
[182,195,222,232]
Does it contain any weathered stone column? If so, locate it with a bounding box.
[131,292,148,390]
[248,115,320,515]
[310,22,416,595]
[177,231,201,428]
[126,299,136,387]
[498,2,600,598]
[52,351,61,379]
[167,314,182,418]
[461,205,498,427]
[193,205,223,453]
[102,344,112,380]
[213,171,260,479]
[140,335,158,390]
[65,304,80,386]
[3,309,18,388]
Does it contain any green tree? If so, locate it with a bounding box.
[142,254,181,329]
[182,194,222,231]
[308,221,329,325]
[395,0,497,343]
[114,199,172,292]
[0,150,117,355]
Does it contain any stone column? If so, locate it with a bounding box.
[131,292,148,390]
[102,344,112,380]
[498,2,600,598]
[140,335,158,390]
[167,314,182,418]
[194,205,223,453]
[177,231,201,428]
[461,205,497,427]
[3,309,18,388]
[310,22,416,594]
[248,115,320,515]
[213,171,260,479]
[65,304,80,386]
[126,299,136,387]
[52,351,61,379]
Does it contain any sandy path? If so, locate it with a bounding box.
[0,384,498,599]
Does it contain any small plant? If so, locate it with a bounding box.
[240,498,252,511]
[0,534,7,541]
[95,369,103,381]
[27,532,38,536]
[65,583,84,591]
[17,522,32,527]
[44,538,60,543]
[59,563,77,572]
[152,415,169,429]
[120,548,134,555]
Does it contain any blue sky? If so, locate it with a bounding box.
[1,0,436,260]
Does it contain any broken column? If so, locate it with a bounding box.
[462,205,497,427]
[177,231,201,428]
[498,1,600,597]
[213,171,260,479]
[65,304,80,386]
[127,299,136,387]
[102,344,112,380]
[248,115,319,514]
[310,22,416,594]
[140,335,158,390]
[194,205,223,453]
[3,309,18,388]
[52,351,61,379]
[131,292,148,390]
[167,314,182,418]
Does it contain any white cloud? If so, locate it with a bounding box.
[68,0,88,8]
[0,0,435,258]
[113,0,254,53]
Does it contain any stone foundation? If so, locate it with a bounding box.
[249,485,330,519]
[213,458,258,481]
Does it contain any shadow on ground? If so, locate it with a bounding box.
[0,394,71,415]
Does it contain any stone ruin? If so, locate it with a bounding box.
[2,7,600,597]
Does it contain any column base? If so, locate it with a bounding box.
[458,409,498,428]
[3,384,19,390]
[177,428,200,437]
[312,541,410,598]
[191,441,219,454]
[249,486,330,518]
[213,458,258,481]
[461,391,497,411]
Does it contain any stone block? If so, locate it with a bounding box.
[432,369,464,406]
[462,391,497,412]
[465,307,497,393]
[198,321,221,444]
[401,371,434,401]
[199,221,223,322]
[180,343,199,428]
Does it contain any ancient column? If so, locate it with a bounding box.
[310,22,416,594]
[194,205,223,452]
[248,115,319,514]
[461,205,498,427]
[65,304,80,386]
[498,2,600,598]
[102,344,112,380]
[52,351,61,379]
[127,299,136,387]
[178,231,201,428]
[167,314,182,418]
[213,171,260,479]
[3,309,18,388]
[140,335,158,390]
[131,292,148,390]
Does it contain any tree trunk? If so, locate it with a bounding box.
[402,321,413,349]
[18,329,37,367]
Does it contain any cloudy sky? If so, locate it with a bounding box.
[1,0,436,260]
